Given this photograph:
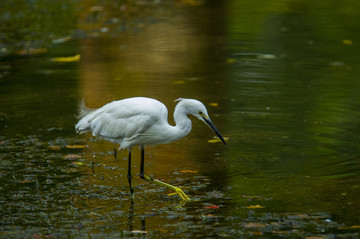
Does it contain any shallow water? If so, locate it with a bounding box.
[1,0,360,238]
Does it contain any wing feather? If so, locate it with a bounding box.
[75,97,168,148]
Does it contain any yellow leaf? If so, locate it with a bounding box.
[49,145,61,151]
[208,103,218,107]
[173,80,185,85]
[66,145,86,149]
[338,225,360,230]
[208,137,229,143]
[159,228,168,233]
[342,40,352,45]
[51,54,80,62]
[246,205,265,209]
[226,58,236,64]
[179,170,198,173]
[72,162,83,165]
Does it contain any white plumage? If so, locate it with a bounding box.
[75,97,226,201]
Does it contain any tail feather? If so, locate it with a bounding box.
[75,99,97,134]
[76,98,95,119]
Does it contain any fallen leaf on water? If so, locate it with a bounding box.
[205,205,220,209]
[208,103,218,107]
[246,205,265,209]
[338,225,360,230]
[131,230,148,234]
[159,228,168,233]
[179,170,198,173]
[51,54,80,62]
[173,80,185,85]
[226,58,236,64]
[18,179,31,183]
[66,145,86,149]
[244,222,267,228]
[208,137,229,143]
[71,162,83,165]
[64,154,82,160]
[49,145,61,151]
[257,53,276,59]
[342,39,352,45]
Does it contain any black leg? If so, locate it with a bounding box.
[127,150,134,202]
[91,161,95,174]
[127,203,134,231]
[140,146,145,179]
[114,148,118,161]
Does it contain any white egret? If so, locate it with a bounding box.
[75,97,226,201]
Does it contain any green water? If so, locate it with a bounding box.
[1,0,360,238]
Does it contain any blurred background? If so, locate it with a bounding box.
[1,0,360,238]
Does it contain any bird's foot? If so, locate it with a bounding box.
[168,187,191,201]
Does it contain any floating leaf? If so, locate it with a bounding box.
[64,154,82,160]
[18,179,31,183]
[244,222,267,228]
[49,145,61,151]
[226,58,236,64]
[338,225,360,230]
[208,103,218,107]
[51,54,80,62]
[208,137,229,143]
[173,80,185,85]
[257,53,276,59]
[131,230,148,234]
[179,170,198,173]
[66,145,86,149]
[158,228,168,233]
[71,162,83,165]
[342,39,352,45]
[205,205,220,209]
[246,205,265,209]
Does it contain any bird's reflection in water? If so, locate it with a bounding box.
[127,203,146,238]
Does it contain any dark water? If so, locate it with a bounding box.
[1,0,360,238]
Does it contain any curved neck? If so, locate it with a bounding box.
[170,105,192,141]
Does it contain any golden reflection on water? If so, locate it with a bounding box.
[75,3,227,202]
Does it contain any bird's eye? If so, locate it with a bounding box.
[198,111,203,115]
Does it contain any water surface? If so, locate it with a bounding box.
[1,0,360,238]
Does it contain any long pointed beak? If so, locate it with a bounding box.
[202,117,227,145]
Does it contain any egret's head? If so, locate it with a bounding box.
[175,98,227,145]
